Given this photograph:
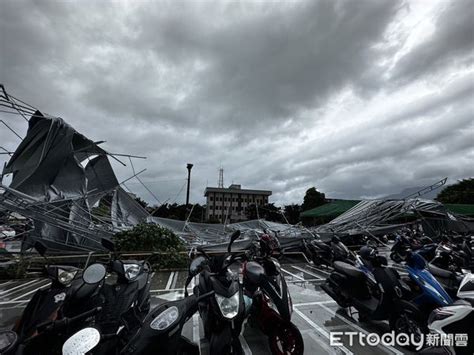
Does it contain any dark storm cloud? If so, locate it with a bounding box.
[392,0,474,82]
[1,0,473,206]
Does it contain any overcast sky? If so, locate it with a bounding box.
[1,0,473,206]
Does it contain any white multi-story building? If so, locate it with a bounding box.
[204,184,272,223]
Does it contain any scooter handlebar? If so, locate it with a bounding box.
[36,307,102,333]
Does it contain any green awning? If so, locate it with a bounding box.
[300,200,474,218]
[444,204,474,216]
[300,200,360,218]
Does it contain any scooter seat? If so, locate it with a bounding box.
[245,261,265,284]
[333,261,365,279]
[428,264,454,279]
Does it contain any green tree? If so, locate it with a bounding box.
[134,197,149,209]
[301,187,326,211]
[284,204,301,224]
[151,203,206,222]
[245,203,284,222]
[114,223,187,269]
[436,178,474,204]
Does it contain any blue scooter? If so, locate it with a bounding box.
[391,238,453,320]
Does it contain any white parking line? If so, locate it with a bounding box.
[293,307,353,355]
[307,265,332,276]
[170,271,179,290]
[0,279,43,296]
[0,280,13,287]
[9,282,50,302]
[316,302,404,355]
[0,300,29,305]
[292,266,324,280]
[281,268,305,281]
[165,272,175,290]
[294,300,336,307]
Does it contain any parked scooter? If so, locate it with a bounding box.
[390,239,453,319]
[390,234,437,263]
[419,273,474,355]
[460,235,474,271]
[193,230,246,355]
[428,239,470,298]
[303,235,354,267]
[12,242,84,342]
[242,233,304,355]
[116,257,216,355]
[1,261,107,355]
[321,245,426,342]
[92,238,153,352]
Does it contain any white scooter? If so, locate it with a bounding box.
[420,273,474,355]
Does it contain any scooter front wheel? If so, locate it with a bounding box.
[209,326,243,355]
[268,322,304,355]
[389,312,427,350]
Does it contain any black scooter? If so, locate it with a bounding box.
[428,241,468,298]
[1,261,107,355]
[117,257,215,355]
[303,235,354,267]
[321,247,425,340]
[193,230,246,355]
[242,247,304,354]
[92,239,153,352]
[59,250,223,354]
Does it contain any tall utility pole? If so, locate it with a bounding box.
[218,167,224,188]
[186,163,193,205]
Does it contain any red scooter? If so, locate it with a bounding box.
[242,234,304,355]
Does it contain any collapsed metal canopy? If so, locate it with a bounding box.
[315,198,473,237]
[0,86,149,252]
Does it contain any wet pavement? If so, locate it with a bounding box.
[0,262,412,355]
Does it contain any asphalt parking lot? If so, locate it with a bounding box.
[0,262,411,355]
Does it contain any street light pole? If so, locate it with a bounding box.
[186,163,193,206]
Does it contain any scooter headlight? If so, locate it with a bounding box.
[57,269,78,286]
[150,306,179,331]
[123,264,140,281]
[215,292,239,319]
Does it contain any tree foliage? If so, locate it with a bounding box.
[436,178,474,204]
[284,204,301,225]
[301,187,326,211]
[114,223,187,269]
[151,203,206,222]
[245,203,284,222]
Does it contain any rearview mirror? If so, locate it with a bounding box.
[189,256,208,277]
[62,328,101,355]
[0,330,18,353]
[228,230,241,253]
[231,230,241,243]
[34,241,47,256]
[83,263,106,284]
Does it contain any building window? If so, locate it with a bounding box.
[210,197,213,201]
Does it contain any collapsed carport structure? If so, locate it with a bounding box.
[311,198,474,241]
[0,85,310,252]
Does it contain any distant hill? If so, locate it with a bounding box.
[383,185,448,200]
